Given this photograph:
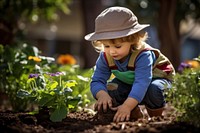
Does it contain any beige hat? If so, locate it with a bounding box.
[84,6,150,41]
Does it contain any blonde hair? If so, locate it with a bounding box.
[92,31,148,52]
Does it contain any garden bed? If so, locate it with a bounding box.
[1,104,199,133]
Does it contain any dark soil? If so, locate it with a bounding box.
[0,104,199,133]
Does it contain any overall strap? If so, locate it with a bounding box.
[103,52,117,69]
[128,48,152,70]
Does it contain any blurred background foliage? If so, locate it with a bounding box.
[0,0,72,45]
[114,0,200,70]
[0,0,200,69]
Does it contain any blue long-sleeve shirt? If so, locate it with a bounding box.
[90,51,155,103]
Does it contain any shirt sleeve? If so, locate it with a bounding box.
[128,50,155,103]
[90,52,111,98]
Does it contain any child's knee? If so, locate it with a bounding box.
[144,84,165,108]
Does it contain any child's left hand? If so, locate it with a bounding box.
[111,104,132,122]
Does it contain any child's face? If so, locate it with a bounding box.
[103,41,132,62]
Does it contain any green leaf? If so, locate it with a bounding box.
[50,104,68,122]
[17,89,31,98]
[49,81,58,89]
[27,78,35,84]
[38,92,54,106]
[64,80,77,88]
[67,97,81,107]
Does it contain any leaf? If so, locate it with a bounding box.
[38,92,54,106]
[67,97,81,107]
[27,78,35,84]
[39,56,55,62]
[63,87,72,94]
[49,81,58,89]
[50,104,68,122]
[17,89,31,98]
[63,80,77,88]
[77,75,90,82]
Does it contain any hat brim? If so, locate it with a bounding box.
[84,24,150,41]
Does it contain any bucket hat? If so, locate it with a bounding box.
[84,6,150,41]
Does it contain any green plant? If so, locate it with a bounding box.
[57,65,94,109]
[0,43,54,111]
[17,71,80,122]
[0,43,94,120]
[167,56,200,127]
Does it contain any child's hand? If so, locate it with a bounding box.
[111,104,132,122]
[111,97,138,122]
[95,90,113,112]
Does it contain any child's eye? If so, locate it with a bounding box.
[115,46,121,48]
[104,45,109,48]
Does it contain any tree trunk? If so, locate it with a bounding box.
[158,0,180,70]
[80,0,104,68]
[0,19,15,45]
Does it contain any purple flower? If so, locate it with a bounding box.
[28,73,39,78]
[178,62,191,73]
[55,72,65,76]
[48,72,57,76]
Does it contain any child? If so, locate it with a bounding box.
[84,6,175,122]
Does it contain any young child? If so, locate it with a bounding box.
[84,6,175,122]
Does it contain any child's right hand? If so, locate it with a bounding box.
[95,90,113,112]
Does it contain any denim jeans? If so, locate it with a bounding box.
[107,78,172,109]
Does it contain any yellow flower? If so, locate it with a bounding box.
[28,56,42,62]
[185,60,200,68]
[57,54,76,65]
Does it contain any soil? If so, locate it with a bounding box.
[0,104,200,133]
